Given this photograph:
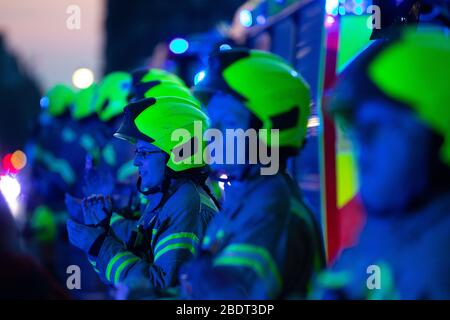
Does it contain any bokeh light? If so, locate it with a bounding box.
[169,38,190,54]
[194,70,206,85]
[239,9,253,28]
[0,174,21,216]
[72,68,95,89]
[11,150,27,171]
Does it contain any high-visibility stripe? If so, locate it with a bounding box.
[88,258,96,267]
[316,270,352,289]
[110,213,125,226]
[154,232,199,253]
[152,229,158,236]
[113,257,139,285]
[214,244,282,296]
[290,198,323,272]
[213,255,281,298]
[199,193,218,211]
[225,244,282,287]
[154,243,197,262]
[202,235,211,247]
[88,258,99,273]
[106,252,133,282]
[214,255,265,278]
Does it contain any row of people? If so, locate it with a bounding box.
[29,25,450,299]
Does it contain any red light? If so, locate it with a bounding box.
[2,154,17,174]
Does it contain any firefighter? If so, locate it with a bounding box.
[82,72,134,200]
[83,69,196,200]
[181,48,325,299]
[65,82,102,198]
[26,84,76,276]
[66,96,218,297]
[29,84,77,211]
[128,67,224,205]
[314,27,450,299]
[25,82,109,298]
[105,69,207,238]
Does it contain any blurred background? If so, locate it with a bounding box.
[0,0,447,299]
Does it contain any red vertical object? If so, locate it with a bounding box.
[321,16,340,264]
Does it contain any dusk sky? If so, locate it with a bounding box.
[0,0,104,91]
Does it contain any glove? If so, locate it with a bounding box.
[82,194,112,226]
[65,193,84,224]
[66,219,105,254]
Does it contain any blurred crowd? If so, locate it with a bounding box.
[0,1,449,300]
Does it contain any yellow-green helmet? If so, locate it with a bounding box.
[72,83,98,120]
[129,68,186,101]
[193,49,311,151]
[329,27,450,167]
[95,72,132,122]
[132,68,185,86]
[134,80,200,108]
[44,84,75,117]
[114,97,209,172]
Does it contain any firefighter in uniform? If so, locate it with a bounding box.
[181,49,325,299]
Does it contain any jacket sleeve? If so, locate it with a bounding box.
[185,185,290,300]
[109,212,138,244]
[94,186,204,290]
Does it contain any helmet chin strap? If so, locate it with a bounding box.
[136,175,170,196]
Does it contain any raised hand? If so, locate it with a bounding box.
[82,194,113,226]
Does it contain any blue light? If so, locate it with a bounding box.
[169,38,189,55]
[219,44,232,51]
[256,15,266,25]
[354,0,363,4]
[40,96,49,109]
[194,71,206,85]
[354,5,363,15]
[339,6,346,15]
[239,10,253,28]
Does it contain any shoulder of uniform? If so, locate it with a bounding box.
[249,173,290,202]
[173,179,201,202]
[238,173,291,220]
[161,180,201,217]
